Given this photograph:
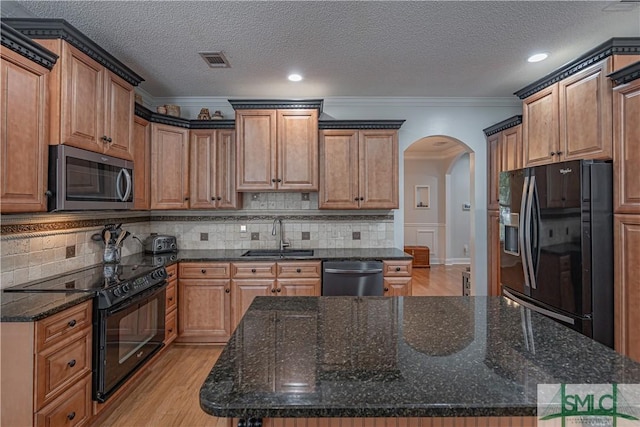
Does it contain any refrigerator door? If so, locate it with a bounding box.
[499,169,528,296]
[529,161,590,317]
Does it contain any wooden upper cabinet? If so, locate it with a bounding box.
[189,129,240,209]
[613,77,640,214]
[523,83,559,167]
[277,110,318,190]
[38,39,134,160]
[359,130,398,209]
[319,129,399,210]
[319,129,359,209]
[487,133,501,211]
[523,58,614,167]
[133,116,151,210]
[236,109,318,191]
[0,47,49,213]
[560,58,612,161]
[150,124,189,209]
[501,125,523,171]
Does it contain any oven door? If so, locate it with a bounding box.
[93,283,166,402]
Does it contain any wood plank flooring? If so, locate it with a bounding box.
[411,265,469,296]
[98,264,469,426]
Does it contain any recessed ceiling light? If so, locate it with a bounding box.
[288,74,303,82]
[527,53,549,63]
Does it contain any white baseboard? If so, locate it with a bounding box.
[445,258,470,265]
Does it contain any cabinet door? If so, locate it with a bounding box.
[614,214,640,362]
[150,124,189,209]
[231,280,275,328]
[383,277,412,296]
[488,210,501,297]
[0,48,49,213]
[236,110,277,191]
[613,78,640,214]
[359,130,399,209]
[501,125,522,171]
[103,71,134,160]
[189,130,216,209]
[178,278,231,343]
[560,59,612,161]
[319,129,359,209]
[60,43,104,152]
[275,312,317,393]
[277,109,318,190]
[216,129,240,209]
[523,84,559,166]
[487,133,501,210]
[278,278,321,296]
[133,116,151,210]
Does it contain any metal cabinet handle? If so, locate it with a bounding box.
[359,197,364,201]
[168,328,173,333]
[68,359,76,368]
[395,267,401,272]
[384,287,389,292]
[251,268,256,273]
[272,179,277,183]
[296,268,301,273]
[277,179,282,183]
[168,297,173,302]
[217,197,222,200]
[201,269,206,274]
[68,319,77,327]
[67,412,76,421]
[556,151,563,156]
[101,135,108,142]
[550,151,556,156]
[276,288,281,293]
[271,288,276,293]
[184,197,189,201]
[354,197,359,201]
[225,288,230,293]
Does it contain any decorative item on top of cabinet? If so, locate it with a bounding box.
[1,300,93,427]
[150,123,189,210]
[189,129,241,209]
[483,115,523,211]
[382,260,412,296]
[0,24,57,213]
[319,120,404,210]
[178,262,232,343]
[133,115,151,210]
[230,100,322,192]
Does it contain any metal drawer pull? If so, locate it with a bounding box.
[68,319,77,327]
[296,268,301,273]
[251,268,257,273]
[324,268,382,274]
[168,297,173,302]
[395,267,401,271]
[68,359,76,368]
[67,412,76,421]
[201,269,206,274]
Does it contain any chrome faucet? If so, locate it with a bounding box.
[271,217,290,251]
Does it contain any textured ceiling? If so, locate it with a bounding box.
[7,1,640,98]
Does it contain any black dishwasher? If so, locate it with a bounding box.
[322,261,384,296]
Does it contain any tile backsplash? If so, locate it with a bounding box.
[0,193,394,289]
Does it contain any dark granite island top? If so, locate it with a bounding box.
[200,296,640,419]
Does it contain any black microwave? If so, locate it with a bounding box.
[48,145,134,211]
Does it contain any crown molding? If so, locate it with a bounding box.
[608,61,640,86]
[319,120,405,130]
[322,97,521,108]
[2,18,144,86]
[135,103,234,129]
[482,115,523,136]
[514,37,640,99]
[1,21,58,69]
[228,99,324,111]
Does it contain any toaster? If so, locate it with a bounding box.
[144,235,178,254]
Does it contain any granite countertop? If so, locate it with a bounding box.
[200,296,640,418]
[1,248,410,322]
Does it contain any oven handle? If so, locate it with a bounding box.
[105,281,167,316]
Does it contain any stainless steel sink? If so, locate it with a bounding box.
[241,249,314,257]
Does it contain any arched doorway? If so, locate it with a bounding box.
[404,135,473,295]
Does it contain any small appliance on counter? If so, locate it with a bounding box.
[144,235,178,254]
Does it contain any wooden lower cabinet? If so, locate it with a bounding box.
[1,300,93,427]
[488,210,501,296]
[178,262,232,343]
[164,264,178,345]
[613,76,640,214]
[614,214,640,362]
[382,260,412,296]
[231,279,275,329]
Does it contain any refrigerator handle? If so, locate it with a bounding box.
[520,175,531,289]
[526,176,537,289]
[503,289,575,325]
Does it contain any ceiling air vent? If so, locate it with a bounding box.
[199,52,230,68]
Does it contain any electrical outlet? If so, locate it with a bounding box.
[240,225,247,233]
[251,193,260,201]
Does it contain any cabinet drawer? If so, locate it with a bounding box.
[180,262,230,279]
[36,300,92,350]
[36,373,91,427]
[36,328,91,410]
[165,281,177,313]
[232,262,277,278]
[277,261,322,278]
[383,260,412,277]
[165,263,178,281]
[165,309,177,345]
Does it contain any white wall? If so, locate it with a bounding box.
[448,153,471,263]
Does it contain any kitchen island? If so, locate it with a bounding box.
[200,296,640,426]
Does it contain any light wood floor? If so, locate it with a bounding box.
[411,264,469,296]
[98,264,468,426]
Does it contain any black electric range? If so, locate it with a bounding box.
[4,263,167,309]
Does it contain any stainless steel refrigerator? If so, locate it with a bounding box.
[499,159,613,347]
